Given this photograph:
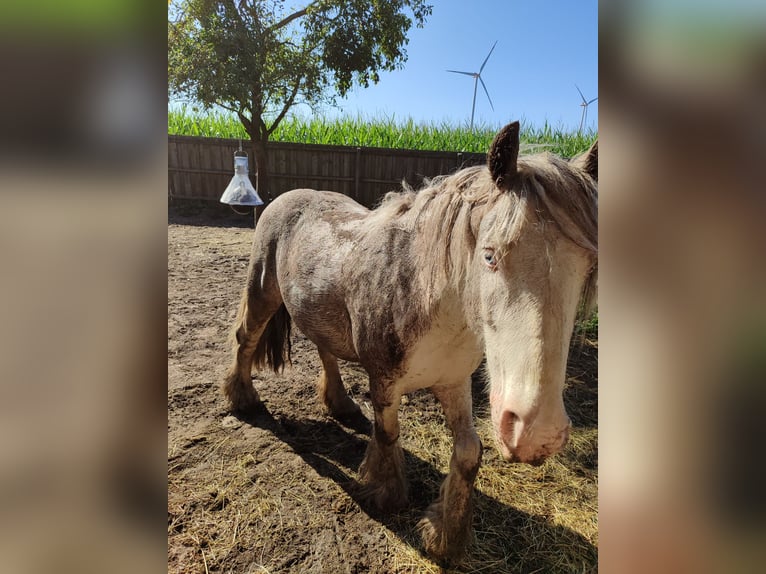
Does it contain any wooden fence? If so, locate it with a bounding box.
[168,135,486,209]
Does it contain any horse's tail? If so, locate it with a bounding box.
[249,302,292,374]
[229,279,293,376]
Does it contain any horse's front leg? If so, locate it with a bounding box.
[357,382,408,511]
[419,381,482,565]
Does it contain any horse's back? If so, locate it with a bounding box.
[263,188,369,227]
[250,187,369,263]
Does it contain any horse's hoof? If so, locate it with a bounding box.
[327,396,362,419]
[233,399,265,417]
[356,480,408,513]
[357,439,408,512]
[356,462,408,512]
[329,400,371,433]
[418,505,469,566]
[225,386,262,415]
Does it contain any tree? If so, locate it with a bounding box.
[168,0,432,201]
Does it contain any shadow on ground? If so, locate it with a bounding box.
[169,199,256,228]
[233,403,596,572]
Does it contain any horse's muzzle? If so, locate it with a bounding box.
[497,413,570,464]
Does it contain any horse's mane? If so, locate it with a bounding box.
[366,151,598,317]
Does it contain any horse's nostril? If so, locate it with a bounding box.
[500,410,520,436]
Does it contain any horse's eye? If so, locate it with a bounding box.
[483,248,497,269]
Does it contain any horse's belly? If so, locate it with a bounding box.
[288,305,359,362]
[397,325,483,394]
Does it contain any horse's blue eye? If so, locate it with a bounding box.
[483,249,497,268]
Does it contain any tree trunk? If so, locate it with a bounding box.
[251,138,270,227]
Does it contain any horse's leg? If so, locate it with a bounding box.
[223,259,281,413]
[316,348,360,418]
[419,381,482,565]
[357,383,407,510]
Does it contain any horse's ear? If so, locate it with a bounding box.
[575,139,598,182]
[488,121,520,191]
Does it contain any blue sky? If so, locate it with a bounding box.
[170,0,598,132]
[327,0,598,131]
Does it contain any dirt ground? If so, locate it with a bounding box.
[168,202,598,574]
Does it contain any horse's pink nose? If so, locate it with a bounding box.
[497,409,571,463]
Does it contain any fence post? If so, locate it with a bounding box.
[355,147,361,202]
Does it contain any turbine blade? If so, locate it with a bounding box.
[447,70,476,77]
[479,41,498,73]
[479,76,494,111]
[575,84,587,104]
[588,96,599,104]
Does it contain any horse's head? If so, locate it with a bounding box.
[477,122,597,465]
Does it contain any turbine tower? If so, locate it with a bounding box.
[576,85,598,133]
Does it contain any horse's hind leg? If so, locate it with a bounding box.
[317,348,360,418]
[419,381,482,565]
[223,260,282,413]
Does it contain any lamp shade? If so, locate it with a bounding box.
[220,153,264,207]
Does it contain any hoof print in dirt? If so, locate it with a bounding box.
[221,415,243,429]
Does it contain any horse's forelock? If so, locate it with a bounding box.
[518,153,598,254]
[516,153,599,326]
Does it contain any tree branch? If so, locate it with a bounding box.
[267,0,322,33]
[236,110,253,134]
[267,81,301,136]
[217,101,247,118]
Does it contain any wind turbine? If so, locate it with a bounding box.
[447,41,497,131]
[576,85,598,133]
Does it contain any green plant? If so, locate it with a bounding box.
[168,107,597,156]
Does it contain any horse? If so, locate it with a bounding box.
[223,121,598,564]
